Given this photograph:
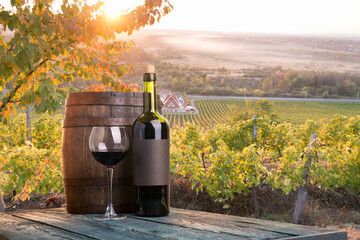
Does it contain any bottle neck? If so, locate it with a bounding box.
[143,74,157,113]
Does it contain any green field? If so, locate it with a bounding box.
[163,98,360,128]
[273,100,360,124]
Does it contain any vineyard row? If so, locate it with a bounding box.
[163,98,360,127]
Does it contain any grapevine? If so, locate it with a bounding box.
[1,100,359,211]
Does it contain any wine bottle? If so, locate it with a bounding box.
[132,64,170,217]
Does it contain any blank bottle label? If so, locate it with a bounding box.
[132,139,170,186]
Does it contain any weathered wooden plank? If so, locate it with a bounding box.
[140,208,346,239]
[1,208,347,240]
[0,213,93,240]
[129,214,290,239]
[280,231,347,240]
[0,229,33,240]
[9,211,158,240]
[112,216,253,240]
[10,209,257,240]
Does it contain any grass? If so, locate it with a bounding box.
[272,101,360,125]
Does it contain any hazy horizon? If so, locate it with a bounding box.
[1,0,360,36]
[139,28,360,38]
[2,27,360,39]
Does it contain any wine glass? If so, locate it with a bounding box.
[89,126,129,220]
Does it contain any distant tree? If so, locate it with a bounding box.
[194,75,209,88]
[195,76,205,87]
[336,79,356,97]
[285,70,297,81]
[318,71,338,87]
[171,77,179,90]
[309,71,320,88]
[171,77,187,92]
[182,92,190,104]
[0,0,173,120]
[179,77,188,92]
[276,79,290,92]
[262,76,273,91]
[275,70,286,81]
[291,75,304,90]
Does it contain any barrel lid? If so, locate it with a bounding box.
[65,92,143,106]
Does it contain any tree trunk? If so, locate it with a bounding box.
[26,105,31,142]
[0,187,5,212]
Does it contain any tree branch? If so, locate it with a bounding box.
[0,58,49,114]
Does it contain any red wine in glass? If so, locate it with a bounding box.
[89,126,129,220]
[91,151,127,167]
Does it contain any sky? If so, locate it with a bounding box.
[150,0,360,35]
[2,0,360,35]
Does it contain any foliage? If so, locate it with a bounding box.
[0,0,172,120]
[1,142,62,202]
[233,99,277,122]
[262,77,273,91]
[0,113,63,202]
[207,119,254,152]
[171,123,265,207]
[170,113,360,208]
[0,113,27,148]
[86,82,139,92]
[1,109,359,208]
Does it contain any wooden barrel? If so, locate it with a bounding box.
[62,91,144,214]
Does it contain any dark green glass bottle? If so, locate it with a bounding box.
[132,65,170,217]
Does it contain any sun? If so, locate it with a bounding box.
[103,0,144,19]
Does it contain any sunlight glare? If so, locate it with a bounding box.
[104,0,143,19]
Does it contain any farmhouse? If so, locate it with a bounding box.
[161,93,194,113]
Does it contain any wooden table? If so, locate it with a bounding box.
[0,208,347,240]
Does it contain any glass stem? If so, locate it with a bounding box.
[105,167,116,216]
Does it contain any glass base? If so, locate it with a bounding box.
[94,214,126,221]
